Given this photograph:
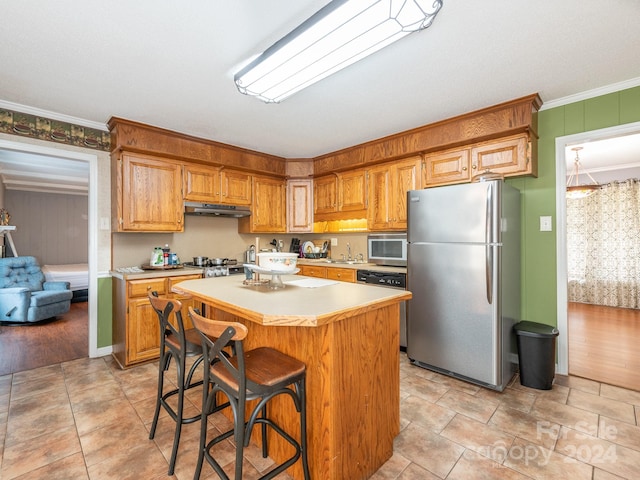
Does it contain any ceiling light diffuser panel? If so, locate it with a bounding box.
[234,0,444,103]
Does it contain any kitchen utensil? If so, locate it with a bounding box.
[256,252,299,273]
[245,245,256,263]
[193,256,208,266]
[210,257,228,266]
[321,241,329,253]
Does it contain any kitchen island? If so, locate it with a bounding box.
[172,275,412,480]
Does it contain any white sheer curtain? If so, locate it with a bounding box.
[567,179,640,308]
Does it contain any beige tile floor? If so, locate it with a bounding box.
[1,353,639,480]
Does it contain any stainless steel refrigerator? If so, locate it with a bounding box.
[406,180,520,391]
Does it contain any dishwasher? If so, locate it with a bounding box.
[356,269,408,350]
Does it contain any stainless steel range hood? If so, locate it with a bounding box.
[184,201,251,218]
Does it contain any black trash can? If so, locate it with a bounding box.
[513,321,559,390]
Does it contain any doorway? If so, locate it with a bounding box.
[0,138,99,359]
[555,120,640,381]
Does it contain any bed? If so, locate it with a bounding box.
[42,263,88,303]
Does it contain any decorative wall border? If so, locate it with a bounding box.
[0,108,110,152]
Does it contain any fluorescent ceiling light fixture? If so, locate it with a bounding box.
[234,0,444,103]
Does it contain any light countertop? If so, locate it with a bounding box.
[171,274,412,327]
[110,266,204,280]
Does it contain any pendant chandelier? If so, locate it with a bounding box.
[566,146,600,199]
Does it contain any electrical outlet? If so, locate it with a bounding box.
[540,216,552,232]
[331,237,338,246]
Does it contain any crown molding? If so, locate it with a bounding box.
[0,99,108,131]
[540,77,640,111]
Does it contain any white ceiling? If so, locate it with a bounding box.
[1,0,640,194]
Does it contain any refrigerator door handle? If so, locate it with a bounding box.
[485,183,492,244]
[485,182,493,304]
[486,245,493,304]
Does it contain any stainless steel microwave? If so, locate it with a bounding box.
[367,233,407,266]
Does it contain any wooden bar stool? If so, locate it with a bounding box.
[148,293,204,475]
[188,306,311,480]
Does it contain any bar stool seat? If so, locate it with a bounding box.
[189,306,310,480]
[148,293,204,476]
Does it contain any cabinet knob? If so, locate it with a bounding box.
[472,164,477,170]
[462,166,468,171]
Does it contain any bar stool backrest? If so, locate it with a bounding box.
[188,306,252,392]
[148,293,187,351]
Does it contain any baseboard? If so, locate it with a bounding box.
[93,345,112,358]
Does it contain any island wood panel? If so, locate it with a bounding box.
[204,303,401,480]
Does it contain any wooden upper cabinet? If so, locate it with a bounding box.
[113,152,184,232]
[287,179,313,233]
[238,174,286,233]
[368,156,421,231]
[471,134,533,177]
[423,148,471,186]
[314,169,367,220]
[183,163,220,202]
[367,166,392,231]
[221,169,252,205]
[313,175,338,215]
[338,168,367,212]
[183,164,251,205]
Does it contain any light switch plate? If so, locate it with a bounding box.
[331,237,338,246]
[540,216,552,232]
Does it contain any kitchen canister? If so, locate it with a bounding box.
[150,247,164,267]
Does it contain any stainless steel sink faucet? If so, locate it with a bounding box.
[347,242,352,261]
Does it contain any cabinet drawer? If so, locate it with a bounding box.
[326,268,356,283]
[128,278,167,297]
[299,265,327,278]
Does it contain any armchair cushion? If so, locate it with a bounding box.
[0,256,73,323]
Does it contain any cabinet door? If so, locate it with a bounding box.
[120,153,183,232]
[128,297,162,364]
[326,267,356,283]
[242,175,286,233]
[367,165,392,231]
[314,175,338,215]
[221,169,252,205]
[471,134,531,176]
[183,164,221,203]
[338,169,367,212]
[423,148,471,186]
[391,156,422,229]
[287,179,313,233]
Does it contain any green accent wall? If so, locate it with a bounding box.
[508,85,640,328]
[97,276,112,348]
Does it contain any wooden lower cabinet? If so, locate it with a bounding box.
[112,273,202,368]
[299,265,356,283]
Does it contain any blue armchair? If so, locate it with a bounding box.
[0,256,73,323]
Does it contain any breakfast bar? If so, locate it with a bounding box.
[172,275,412,480]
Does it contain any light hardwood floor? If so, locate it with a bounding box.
[568,302,640,392]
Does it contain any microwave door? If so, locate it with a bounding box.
[368,235,407,266]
